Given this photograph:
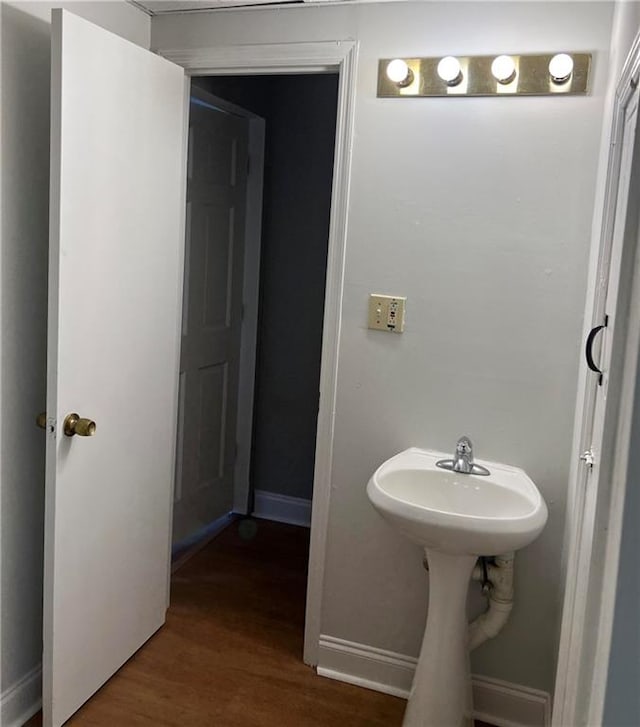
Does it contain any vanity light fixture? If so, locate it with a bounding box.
[549,53,574,84]
[491,55,517,85]
[377,52,590,98]
[437,56,463,86]
[386,58,414,87]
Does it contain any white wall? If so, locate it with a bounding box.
[0,2,149,723]
[153,1,614,697]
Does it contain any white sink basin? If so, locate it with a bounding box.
[367,447,547,555]
[367,446,548,726]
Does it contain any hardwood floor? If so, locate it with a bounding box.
[27,518,495,726]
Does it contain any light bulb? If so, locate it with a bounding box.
[491,55,517,84]
[549,53,574,84]
[386,59,413,87]
[437,56,463,86]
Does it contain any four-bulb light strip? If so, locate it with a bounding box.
[378,52,590,97]
[387,53,575,87]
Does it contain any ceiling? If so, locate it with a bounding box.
[132,0,344,14]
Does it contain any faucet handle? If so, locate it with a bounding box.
[456,436,473,455]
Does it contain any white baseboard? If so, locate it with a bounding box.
[471,674,551,727]
[317,635,551,727]
[317,635,415,698]
[1,664,42,727]
[252,489,311,527]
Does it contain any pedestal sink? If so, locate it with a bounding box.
[366,447,548,727]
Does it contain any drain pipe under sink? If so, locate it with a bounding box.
[468,553,514,650]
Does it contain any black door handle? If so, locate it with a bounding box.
[585,315,608,386]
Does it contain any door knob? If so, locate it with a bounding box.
[36,412,47,429]
[63,413,96,437]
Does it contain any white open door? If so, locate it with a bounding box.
[44,10,187,726]
[173,89,250,544]
[553,51,640,727]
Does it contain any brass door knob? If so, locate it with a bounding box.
[64,413,96,437]
[36,412,47,429]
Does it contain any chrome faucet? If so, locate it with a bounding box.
[436,436,490,476]
[453,436,474,473]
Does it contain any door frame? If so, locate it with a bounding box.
[156,39,358,665]
[552,32,640,726]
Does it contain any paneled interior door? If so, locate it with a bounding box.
[44,10,187,726]
[172,90,249,544]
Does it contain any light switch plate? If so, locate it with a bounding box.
[368,294,406,333]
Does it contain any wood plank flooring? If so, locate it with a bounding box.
[27,518,494,726]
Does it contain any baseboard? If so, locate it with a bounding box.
[252,489,311,527]
[1,664,42,727]
[471,674,551,727]
[317,635,415,698]
[317,635,551,727]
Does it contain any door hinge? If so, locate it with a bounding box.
[580,449,595,469]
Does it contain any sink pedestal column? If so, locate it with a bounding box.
[403,549,477,727]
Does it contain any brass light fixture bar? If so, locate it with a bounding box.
[377,53,591,98]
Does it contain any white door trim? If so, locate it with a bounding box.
[552,32,640,727]
[156,39,358,665]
